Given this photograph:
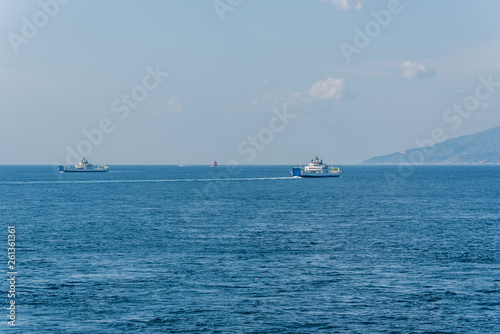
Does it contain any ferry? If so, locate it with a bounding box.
[291,156,341,178]
[59,158,109,173]
[212,161,217,167]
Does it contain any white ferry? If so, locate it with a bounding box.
[59,158,109,173]
[291,156,341,178]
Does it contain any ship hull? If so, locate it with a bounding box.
[59,166,109,172]
[60,169,109,173]
[300,172,341,178]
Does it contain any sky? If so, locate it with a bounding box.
[1,0,500,165]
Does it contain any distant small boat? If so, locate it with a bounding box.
[212,161,217,167]
[291,156,341,178]
[59,158,109,173]
[179,164,184,167]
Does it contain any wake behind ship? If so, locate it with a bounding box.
[59,158,109,173]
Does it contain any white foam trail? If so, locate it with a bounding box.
[3,176,296,185]
[108,171,140,173]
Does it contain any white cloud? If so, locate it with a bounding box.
[400,60,436,79]
[167,96,185,113]
[480,101,490,110]
[250,77,347,112]
[153,96,185,117]
[261,91,306,109]
[320,0,363,10]
[308,77,346,100]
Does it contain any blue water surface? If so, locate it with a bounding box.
[1,165,499,333]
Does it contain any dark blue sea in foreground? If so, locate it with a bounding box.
[1,165,499,333]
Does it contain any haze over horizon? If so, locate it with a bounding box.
[1,0,500,165]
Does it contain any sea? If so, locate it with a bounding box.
[1,165,499,333]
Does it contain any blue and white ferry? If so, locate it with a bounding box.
[291,156,341,178]
[59,158,109,173]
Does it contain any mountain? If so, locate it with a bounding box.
[361,126,500,165]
